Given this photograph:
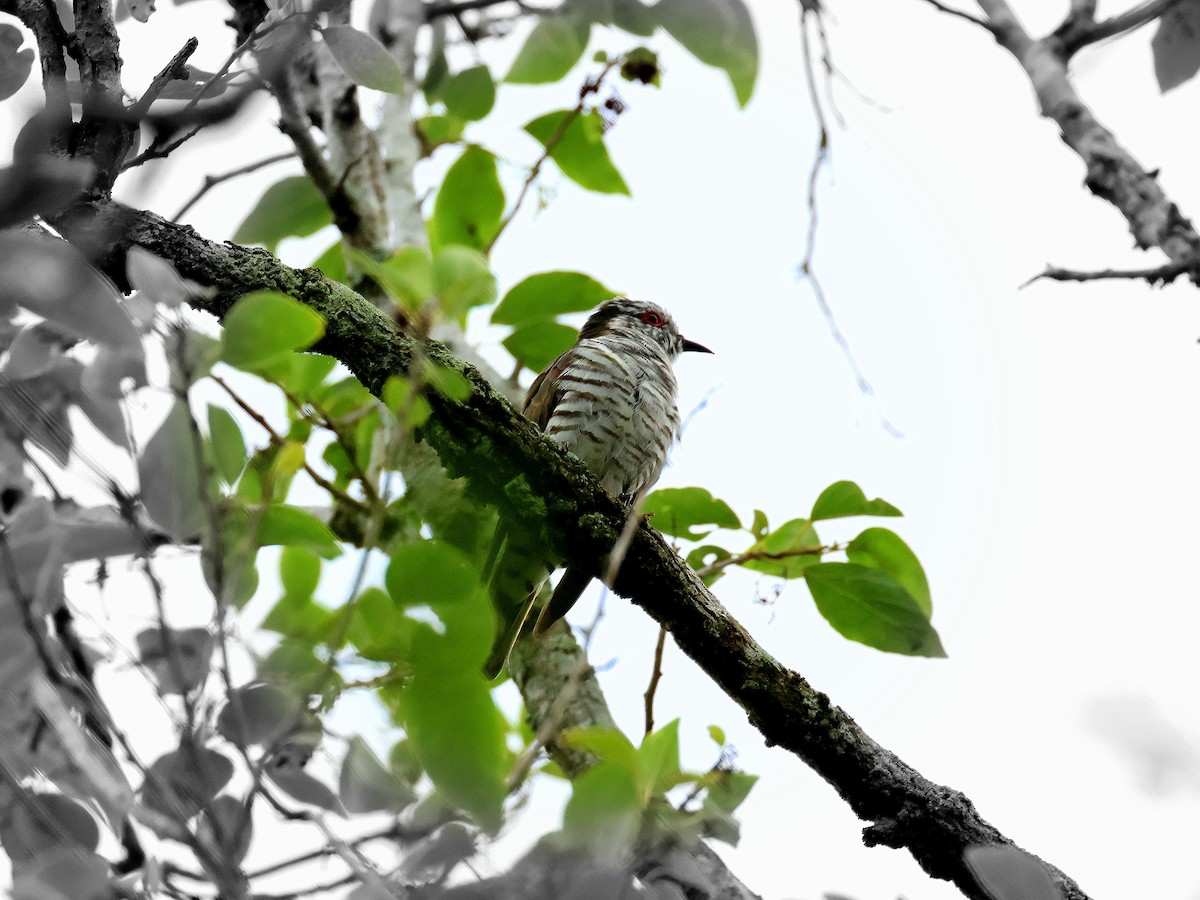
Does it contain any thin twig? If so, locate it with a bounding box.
[693,542,841,580]
[796,5,904,438]
[1072,0,1186,50]
[173,151,297,220]
[246,824,402,880]
[484,60,618,254]
[209,373,371,514]
[643,625,667,736]
[131,37,200,118]
[917,0,996,30]
[1022,258,1200,287]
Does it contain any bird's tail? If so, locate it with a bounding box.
[533,566,592,635]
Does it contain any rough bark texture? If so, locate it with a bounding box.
[57,199,1094,900]
[975,0,1200,266]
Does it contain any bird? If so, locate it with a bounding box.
[483,297,712,678]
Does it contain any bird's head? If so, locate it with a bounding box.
[578,297,713,358]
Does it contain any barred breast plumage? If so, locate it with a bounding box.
[483,297,711,678]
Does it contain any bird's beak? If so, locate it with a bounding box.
[681,337,714,354]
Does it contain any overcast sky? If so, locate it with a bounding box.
[7,1,1200,897]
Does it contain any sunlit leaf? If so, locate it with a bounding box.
[506,16,590,83]
[430,146,504,251]
[639,719,683,795]
[207,405,247,485]
[322,24,406,93]
[258,505,340,558]
[525,109,630,195]
[847,527,931,618]
[401,671,508,832]
[805,563,945,657]
[655,0,758,106]
[492,271,616,326]
[233,176,332,251]
[810,480,902,521]
[220,290,325,370]
[502,320,577,371]
[562,762,641,858]
[643,487,740,540]
[439,64,495,120]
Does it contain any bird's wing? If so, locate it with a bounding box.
[520,348,574,428]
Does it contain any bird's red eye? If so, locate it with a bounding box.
[640,311,665,327]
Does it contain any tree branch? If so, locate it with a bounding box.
[1023,257,1200,286]
[54,198,1096,900]
[974,0,1200,273]
[1054,0,1186,57]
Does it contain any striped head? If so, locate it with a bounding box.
[577,298,712,359]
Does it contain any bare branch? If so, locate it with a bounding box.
[1056,0,1187,57]
[974,0,1200,268]
[916,0,996,31]
[1023,257,1200,287]
[424,0,519,19]
[643,625,667,736]
[173,151,297,220]
[130,37,200,118]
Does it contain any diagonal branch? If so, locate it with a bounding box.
[56,197,1096,900]
[970,0,1200,275]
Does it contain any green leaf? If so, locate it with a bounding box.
[220,291,325,370]
[386,540,480,608]
[741,518,821,579]
[611,0,656,35]
[810,480,902,521]
[707,725,726,747]
[432,246,497,319]
[643,487,740,540]
[654,0,758,107]
[258,505,340,558]
[502,320,577,372]
[525,109,630,195]
[417,113,466,152]
[207,405,246,485]
[402,671,508,832]
[349,587,415,662]
[804,563,945,657]
[421,359,473,402]
[749,509,768,539]
[430,146,505,252]
[233,176,332,251]
[562,762,641,858]
[506,16,590,84]
[686,544,731,587]
[280,546,321,597]
[700,769,756,845]
[439,64,495,120]
[321,24,406,93]
[563,727,639,776]
[309,241,346,283]
[638,719,682,795]
[281,353,338,399]
[351,246,435,311]
[491,271,616,327]
[847,528,931,619]
[262,592,333,641]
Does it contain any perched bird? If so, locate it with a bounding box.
[484,297,712,678]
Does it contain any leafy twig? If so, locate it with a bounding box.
[914,0,996,31]
[484,60,618,254]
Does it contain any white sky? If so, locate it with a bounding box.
[6,1,1200,898]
